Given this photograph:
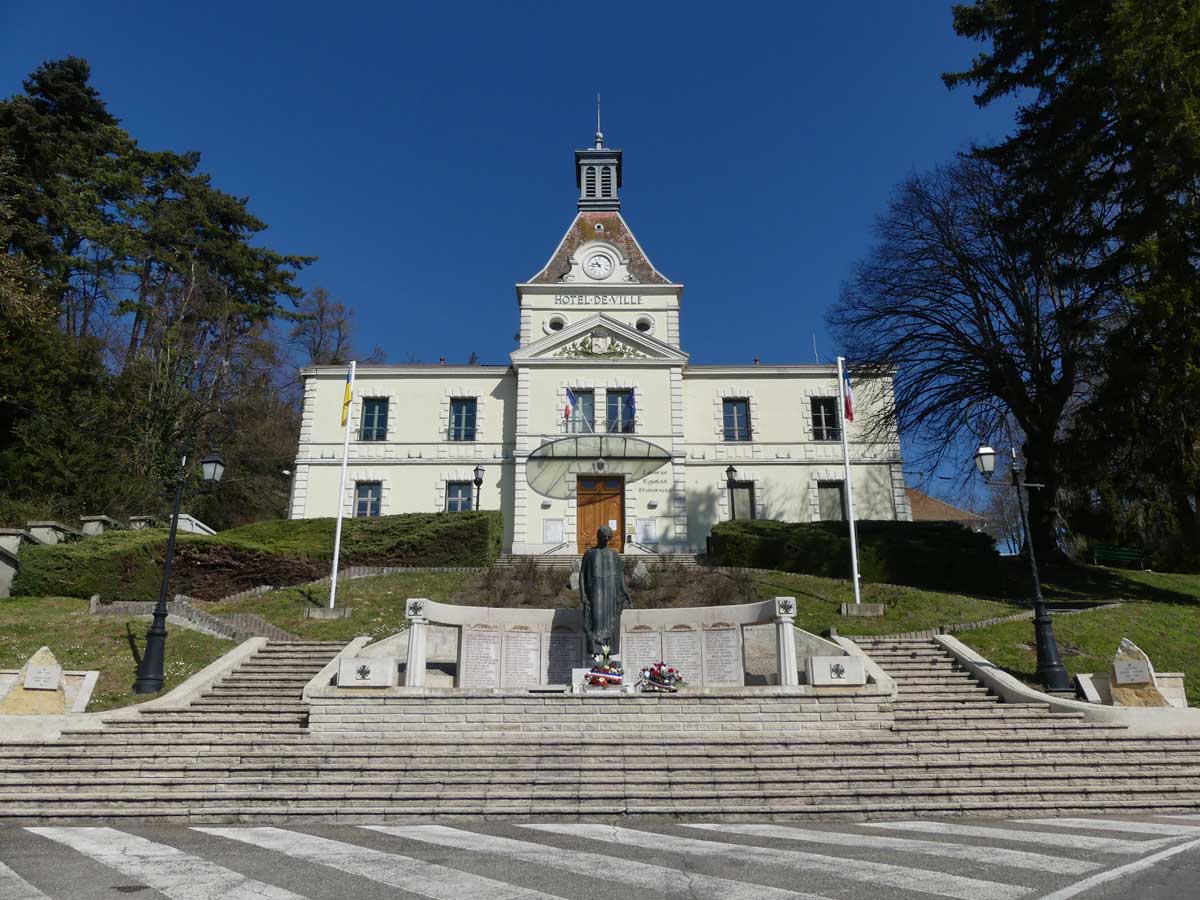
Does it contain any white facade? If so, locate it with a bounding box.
[290,134,910,553]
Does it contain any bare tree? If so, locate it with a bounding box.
[829,157,1115,559]
[288,287,355,365]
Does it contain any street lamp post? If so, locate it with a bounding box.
[975,445,1071,692]
[725,465,738,521]
[132,451,225,695]
[473,464,485,510]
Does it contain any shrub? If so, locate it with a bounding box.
[12,511,504,601]
[708,519,1004,596]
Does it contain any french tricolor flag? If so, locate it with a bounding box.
[843,369,855,423]
[564,387,578,420]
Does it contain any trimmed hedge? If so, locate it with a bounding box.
[708,519,1004,596]
[11,511,503,601]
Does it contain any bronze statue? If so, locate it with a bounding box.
[579,525,632,655]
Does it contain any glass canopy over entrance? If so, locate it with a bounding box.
[526,435,670,499]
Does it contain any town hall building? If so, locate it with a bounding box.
[289,131,911,553]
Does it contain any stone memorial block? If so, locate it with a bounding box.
[459,625,501,688]
[661,625,702,681]
[806,655,866,686]
[0,646,66,715]
[621,626,663,678]
[544,628,584,685]
[338,656,398,688]
[501,626,542,688]
[701,623,744,687]
[1110,638,1168,707]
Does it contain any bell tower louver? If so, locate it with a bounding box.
[575,128,622,211]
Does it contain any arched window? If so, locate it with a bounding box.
[600,166,612,197]
[585,166,597,197]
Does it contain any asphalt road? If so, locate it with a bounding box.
[2,813,1199,900]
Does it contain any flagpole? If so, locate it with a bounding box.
[836,356,863,605]
[329,360,356,610]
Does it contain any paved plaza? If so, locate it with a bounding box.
[3,814,1200,899]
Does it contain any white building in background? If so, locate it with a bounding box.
[290,132,910,554]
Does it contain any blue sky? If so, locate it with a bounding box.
[2,2,1015,497]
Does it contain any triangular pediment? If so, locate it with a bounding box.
[511,313,689,365]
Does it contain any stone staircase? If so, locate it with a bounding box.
[850,636,1200,805]
[2,636,1200,823]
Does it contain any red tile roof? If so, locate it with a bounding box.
[528,212,671,285]
[906,488,986,524]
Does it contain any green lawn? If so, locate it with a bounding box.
[751,570,1020,636]
[8,560,1199,713]
[1034,562,1200,605]
[203,566,1023,642]
[206,572,476,641]
[958,601,1200,705]
[0,596,232,712]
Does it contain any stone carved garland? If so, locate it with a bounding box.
[553,331,647,360]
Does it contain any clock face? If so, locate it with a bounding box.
[585,253,613,279]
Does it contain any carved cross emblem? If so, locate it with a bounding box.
[355,664,372,681]
[829,663,846,680]
[407,600,424,617]
[777,598,795,615]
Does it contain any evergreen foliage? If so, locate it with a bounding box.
[944,1,1200,568]
[0,58,382,529]
[11,511,504,601]
[708,519,1004,596]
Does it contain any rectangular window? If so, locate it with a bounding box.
[354,482,381,518]
[730,481,756,520]
[606,390,635,433]
[818,480,846,522]
[445,481,473,512]
[811,397,841,441]
[723,398,752,441]
[568,389,595,433]
[449,398,477,441]
[359,398,388,441]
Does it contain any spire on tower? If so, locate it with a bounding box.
[595,92,603,148]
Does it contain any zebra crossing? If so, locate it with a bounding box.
[1,815,1199,900]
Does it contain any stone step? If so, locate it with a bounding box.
[893,685,992,695]
[6,795,1200,826]
[893,712,1073,726]
[5,782,1200,814]
[6,774,1200,802]
[7,758,1200,784]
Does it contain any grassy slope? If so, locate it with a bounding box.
[960,603,1200,705]
[0,596,232,712]
[10,561,1198,712]
[959,566,1200,705]
[207,572,475,642]
[206,568,1020,641]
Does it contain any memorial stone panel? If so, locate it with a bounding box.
[701,624,744,687]
[459,626,501,688]
[622,627,663,679]
[544,629,584,685]
[1113,659,1153,685]
[501,628,543,688]
[23,664,62,691]
[661,626,702,681]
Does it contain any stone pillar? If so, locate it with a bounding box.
[774,596,799,687]
[405,598,429,687]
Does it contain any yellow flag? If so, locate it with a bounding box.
[340,367,353,427]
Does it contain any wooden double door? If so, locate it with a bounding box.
[576,475,625,553]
